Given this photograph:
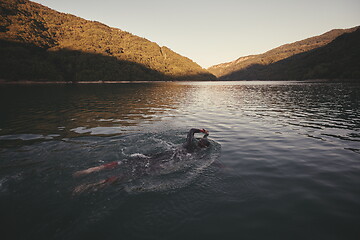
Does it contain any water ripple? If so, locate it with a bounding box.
[1,81,360,239]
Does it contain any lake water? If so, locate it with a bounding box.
[0,81,359,240]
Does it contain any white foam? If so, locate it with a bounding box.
[130,153,150,159]
[0,134,56,141]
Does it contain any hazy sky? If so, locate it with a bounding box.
[33,0,359,68]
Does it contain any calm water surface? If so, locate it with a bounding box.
[0,81,359,240]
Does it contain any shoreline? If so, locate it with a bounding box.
[0,80,176,84]
[0,79,358,84]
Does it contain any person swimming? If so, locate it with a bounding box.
[72,128,211,193]
[74,128,210,177]
[183,128,210,152]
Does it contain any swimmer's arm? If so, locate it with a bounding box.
[73,161,120,177]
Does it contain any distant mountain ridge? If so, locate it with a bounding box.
[208,26,360,80]
[0,0,216,82]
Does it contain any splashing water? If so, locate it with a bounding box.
[72,130,221,194]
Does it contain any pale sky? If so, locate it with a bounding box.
[33,0,360,68]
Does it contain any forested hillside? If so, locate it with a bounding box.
[0,0,216,82]
[208,26,360,80]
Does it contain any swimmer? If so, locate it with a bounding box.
[73,128,210,177]
[72,128,211,194]
[183,128,210,152]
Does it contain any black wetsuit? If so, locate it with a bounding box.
[183,128,209,152]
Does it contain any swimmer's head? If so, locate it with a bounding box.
[199,129,209,135]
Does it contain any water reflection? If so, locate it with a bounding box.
[0,81,359,150]
[0,83,191,138]
[178,81,360,146]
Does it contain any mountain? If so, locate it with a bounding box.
[208,26,360,80]
[0,0,216,82]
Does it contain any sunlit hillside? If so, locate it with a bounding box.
[0,0,216,82]
[208,26,360,80]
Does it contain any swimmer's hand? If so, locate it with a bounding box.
[200,129,209,135]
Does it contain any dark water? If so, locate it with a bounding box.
[0,81,359,240]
